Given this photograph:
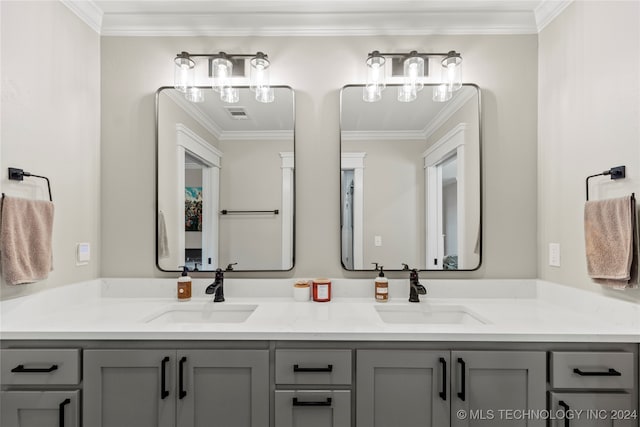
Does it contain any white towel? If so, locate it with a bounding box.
[0,195,55,285]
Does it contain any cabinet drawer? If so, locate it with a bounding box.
[275,390,351,427]
[275,350,351,385]
[550,352,634,389]
[0,349,81,385]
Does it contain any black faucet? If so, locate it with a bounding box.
[205,268,225,302]
[407,267,426,302]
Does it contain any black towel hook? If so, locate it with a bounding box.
[7,167,53,202]
[585,166,625,201]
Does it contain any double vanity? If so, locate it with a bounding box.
[1,278,638,426]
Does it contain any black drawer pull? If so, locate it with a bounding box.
[293,364,333,373]
[573,368,621,376]
[439,357,447,401]
[558,400,570,427]
[59,398,71,427]
[292,397,332,407]
[179,356,187,399]
[161,356,170,399]
[11,364,58,373]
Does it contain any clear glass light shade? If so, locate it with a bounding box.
[366,53,386,90]
[185,87,204,103]
[433,84,452,102]
[174,55,195,93]
[403,56,424,92]
[255,87,275,103]
[442,52,462,92]
[363,85,382,103]
[250,55,270,92]
[220,87,239,103]
[397,85,417,102]
[211,57,233,92]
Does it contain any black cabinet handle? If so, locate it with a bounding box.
[439,357,447,401]
[11,364,58,373]
[179,356,187,399]
[573,368,621,376]
[292,397,332,407]
[161,356,170,399]
[58,398,71,427]
[457,358,466,401]
[558,400,570,427]
[293,364,333,373]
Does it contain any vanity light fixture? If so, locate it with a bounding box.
[363,50,463,103]
[173,51,274,104]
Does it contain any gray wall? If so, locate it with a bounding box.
[101,35,538,280]
[538,1,640,302]
[0,1,101,299]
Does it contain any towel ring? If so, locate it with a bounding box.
[585,166,625,201]
[7,167,53,202]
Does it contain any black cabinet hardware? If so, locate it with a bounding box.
[179,356,187,399]
[439,357,447,400]
[457,358,466,401]
[573,368,621,376]
[293,364,333,372]
[59,398,71,427]
[161,356,170,399]
[11,364,58,373]
[558,400,570,427]
[292,397,332,406]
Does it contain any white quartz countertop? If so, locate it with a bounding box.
[1,278,638,342]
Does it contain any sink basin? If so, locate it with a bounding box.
[144,303,257,324]
[375,304,487,325]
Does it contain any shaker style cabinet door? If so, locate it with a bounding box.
[83,349,176,427]
[549,392,637,427]
[176,350,269,427]
[356,350,450,427]
[451,351,546,427]
[0,390,80,427]
[275,390,351,427]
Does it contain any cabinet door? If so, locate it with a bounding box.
[0,390,79,427]
[451,351,546,427]
[176,350,269,427]
[356,350,450,427]
[275,390,351,427]
[84,349,175,427]
[550,392,637,427]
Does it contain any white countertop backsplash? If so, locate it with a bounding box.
[1,278,638,342]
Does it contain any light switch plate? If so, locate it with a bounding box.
[548,243,560,267]
[374,235,382,247]
[77,242,90,265]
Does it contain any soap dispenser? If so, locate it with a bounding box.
[177,266,192,301]
[374,264,389,302]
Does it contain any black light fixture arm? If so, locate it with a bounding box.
[367,50,459,59]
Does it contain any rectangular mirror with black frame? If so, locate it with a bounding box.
[340,84,481,271]
[156,86,295,272]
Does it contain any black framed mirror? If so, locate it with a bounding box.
[156,86,295,272]
[340,84,481,271]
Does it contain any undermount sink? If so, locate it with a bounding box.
[144,303,257,324]
[375,304,488,325]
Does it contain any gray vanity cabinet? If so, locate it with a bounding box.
[0,390,80,427]
[176,350,269,427]
[450,351,546,427]
[83,349,176,427]
[549,392,636,427]
[356,350,450,427]
[84,349,269,427]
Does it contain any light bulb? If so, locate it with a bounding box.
[250,53,270,92]
[211,56,233,92]
[403,53,424,92]
[441,51,462,92]
[366,52,386,90]
[174,52,195,93]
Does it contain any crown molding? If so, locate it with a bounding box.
[342,130,427,142]
[535,0,574,32]
[220,130,294,141]
[165,90,223,140]
[59,0,103,34]
[423,88,477,140]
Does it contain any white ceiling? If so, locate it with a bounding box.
[61,0,573,36]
